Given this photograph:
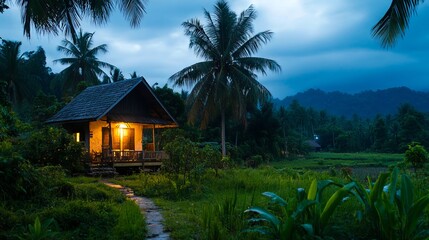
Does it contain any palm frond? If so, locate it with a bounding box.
[233,31,273,58]
[169,61,214,88]
[372,0,421,48]
[183,19,218,60]
[229,4,257,52]
[117,0,146,27]
[236,57,281,75]
[85,0,113,25]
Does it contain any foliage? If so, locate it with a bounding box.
[18,217,59,240]
[54,30,115,94]
[372,0,422,47]
[20,127,86,173]
[0,143,41,200]
[0,40,28,105]
[0,105,20,140]
[40,200,118,239]
[111,200,146,240]
[163,135,223,186]
[9,0,146,41]
[404,142,429,173]
[153,84,185,123]
[169,0,281,156]
[30,92,63,126]
[0,41,53,107]
[244,179,358,239]
[352,168,429,239]
[73,183,125,203]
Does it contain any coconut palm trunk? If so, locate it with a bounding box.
[221,109,226,156]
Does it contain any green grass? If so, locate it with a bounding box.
[113,153,428,239]
[116,168,347,239]
[1,174,146,240]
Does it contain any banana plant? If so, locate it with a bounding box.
[244,179,358,239]
[304,179,358,236]
[244,190,316,239]
[352,167,429,240]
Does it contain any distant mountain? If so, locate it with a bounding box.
[273,87,429,118]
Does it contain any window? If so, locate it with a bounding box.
[102,127,135,150]
[74,132,80,142]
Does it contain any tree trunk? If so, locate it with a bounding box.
[221,110,226,157]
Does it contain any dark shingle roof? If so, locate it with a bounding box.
[46,77,177,126]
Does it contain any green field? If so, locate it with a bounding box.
[272,152,404,169]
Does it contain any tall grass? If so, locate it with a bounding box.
[111,200,146,240]
[116,164,429,239]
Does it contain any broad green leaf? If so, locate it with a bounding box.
[388,167,398,204]
[308,179,318,200]
[320,182,356,226]
[244,206,280,228]
[301,223,314,235]
[400,174,414,215]
[370,172,389,205]
[292,199,317,219]
[316,180,342,202]
[262,192,287,207]
[375,196,396,240]
[403,195,429,239]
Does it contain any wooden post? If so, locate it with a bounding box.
[108,119,113,167]
[152,124,156,151]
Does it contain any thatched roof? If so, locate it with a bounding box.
[46,77,178,126]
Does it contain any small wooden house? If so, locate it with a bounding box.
[46,77,178,168]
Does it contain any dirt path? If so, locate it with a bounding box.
[103,181,170,240]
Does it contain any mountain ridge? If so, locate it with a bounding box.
[273,87,429,118]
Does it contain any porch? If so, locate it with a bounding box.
[91,150,169,168]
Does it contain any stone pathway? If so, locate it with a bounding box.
[103,181,170,240]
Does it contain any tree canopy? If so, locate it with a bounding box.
[169,0,280,156]
[2,0,147,41]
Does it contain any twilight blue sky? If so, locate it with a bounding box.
[1,0,428,99]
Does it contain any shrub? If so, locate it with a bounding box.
[404,142,428,173]
[0,152,41,200]
[18,216,59,240]
[0,206,19,233]
[20,127,86,174]
[40,200,118,239]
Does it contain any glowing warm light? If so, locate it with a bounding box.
[75,132,80,142]
[119,123,127,129]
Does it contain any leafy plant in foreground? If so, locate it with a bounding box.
[18,217,59,240]
[244,179,357,238]
[352,168,429,240]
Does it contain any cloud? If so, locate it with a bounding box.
[1,0,428,99]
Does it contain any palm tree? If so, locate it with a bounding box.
[373,0,423,47]
[7,0,147,42]
[169,0,281,156]
[0,40,26,104]
[103,68,125,84]
[54,30,115,93]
